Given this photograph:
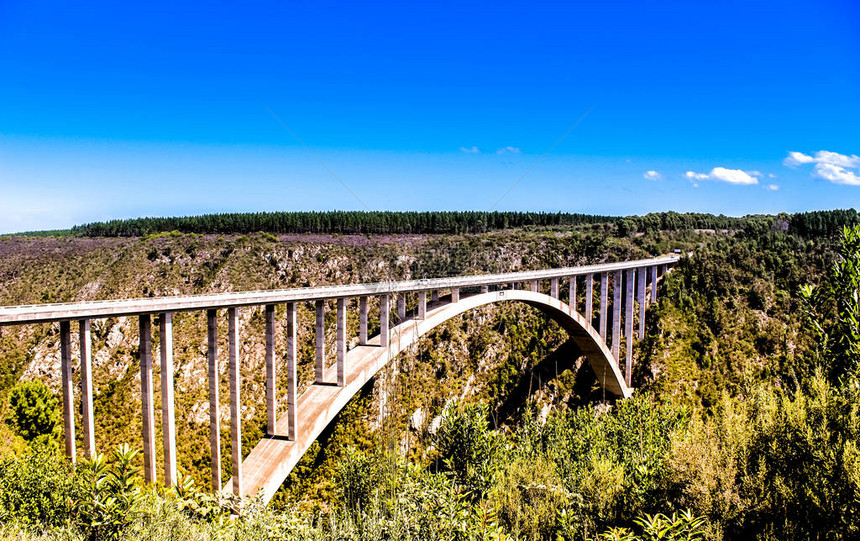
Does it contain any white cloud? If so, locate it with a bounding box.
[496,146,521,155]
[813,150,860,169]
[785,150,860,185]
[765,184,780,191]
[686,167,759,185]
[749,170,763,177]
[710,167,759,185]
[643,170,662,181]
[460,146,480,153]
[783,150,860,168]
[814,163,860,186]
[784,151,814,167]
[768,173,777,179]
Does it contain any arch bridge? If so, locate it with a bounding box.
[0,255,678,502]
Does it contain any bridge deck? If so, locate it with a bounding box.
[0,256,678,325]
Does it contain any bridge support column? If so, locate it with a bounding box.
[228,307,242,495]
[418,291,427,319]
[315,300,326,383]
[569,276,577,311]
[79,319,95,459]
[650,265,657,303]
[550,278,559,299]
[530,280,539,292]
[431,290,439,303]
[585,274,593,322]
[336,297,346,387]
[380,295,389,348]
[139,315,156,484]
[265,305,276,436]
[207,309,221,492]
[624,269,634,386]
[599,273,608,340]
[286,303,297,441]
[481,285,489,294]
[637,268,646,339]
[451,288,460,303]
[160,312,177,487]
[398,295,406,321]
[612,270,622,359]
[60,321,76,462]
[359,297,368,345]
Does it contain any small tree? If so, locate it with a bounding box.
[800,225,860,385]
[7,380,59,443]
[432,401,500,499]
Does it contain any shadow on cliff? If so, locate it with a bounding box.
[492,338,617,427]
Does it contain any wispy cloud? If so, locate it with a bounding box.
[496,146,520,155]
[684,167,759,185]
[643,170,662,181]
[460,146,480,154]
[784,150,860,168]
[765,184,780,191]
[784,150,860,185]
[814,163,860,186]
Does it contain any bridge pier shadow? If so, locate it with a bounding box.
[493,338,614,427]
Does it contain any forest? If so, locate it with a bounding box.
[0,209,859,540]
[59,210,818,238]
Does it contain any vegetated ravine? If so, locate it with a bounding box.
[1,209,859,540]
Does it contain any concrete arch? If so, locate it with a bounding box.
[235,289,631,502]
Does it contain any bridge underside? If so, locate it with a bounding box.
[232,289,630,502]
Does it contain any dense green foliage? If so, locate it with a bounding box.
[0,447,83,529]
[0,403,703,540]
[789,208,860,237]
[71,211,618,237]
[59,208,858,238]
[801,225,860,383]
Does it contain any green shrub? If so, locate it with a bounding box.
[667,375,860,539]
[337,447,382,512]
[432,401,501,499]
[599,510,708,541]
[7,380,60,443]
[0,446,83,528]
[490,452,568,540]
[76,444,144,540]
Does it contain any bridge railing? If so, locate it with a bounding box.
[0,256,678,325]
[0,255,678,494]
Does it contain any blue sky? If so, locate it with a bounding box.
[1,0,859,233]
